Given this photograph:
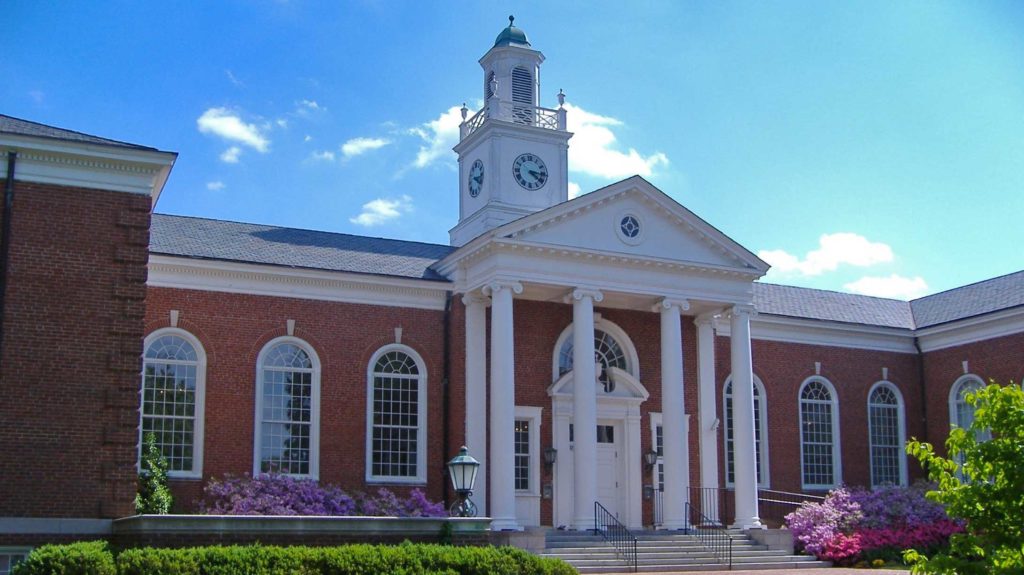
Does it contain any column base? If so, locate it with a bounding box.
[730,517,765,530]
[490,517,522,531]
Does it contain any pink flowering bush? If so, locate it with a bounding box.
[200,473,445,517]
[785,483,962,565]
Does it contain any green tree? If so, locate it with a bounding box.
[135,432,173,514]
[905,382,1024,574]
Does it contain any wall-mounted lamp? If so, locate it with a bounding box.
[543,447,558,467]
[643,450,659,470]
[643,484,655,500]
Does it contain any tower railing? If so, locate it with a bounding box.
[460,99,566,139]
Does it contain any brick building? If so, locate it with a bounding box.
[1,18,1022,560]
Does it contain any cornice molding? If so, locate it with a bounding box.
[719,314,919,354]
[147,256,449,311]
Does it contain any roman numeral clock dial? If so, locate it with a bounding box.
[513,153,548,190]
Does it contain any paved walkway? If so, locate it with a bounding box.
[601,570,907,575]
[598,564,905,568]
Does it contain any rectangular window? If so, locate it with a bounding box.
[0,550,29,575]
[372,373,419,478]
[801,400,835,487]
[869,402,901,486]
[597,425,615,444]
[261,370,313,475]
[514,419,530,491]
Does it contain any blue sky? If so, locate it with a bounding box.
[4,1,1022,299]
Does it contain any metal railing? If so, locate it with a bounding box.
[594,501,638,572]
[756,488,825,528]
[685,501,733,569]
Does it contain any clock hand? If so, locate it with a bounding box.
[528,169,541,178]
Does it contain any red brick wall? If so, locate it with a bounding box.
[0,180,150,519]
[144,287,450,510]
[715,336,924,495]
[921,331,1024,455]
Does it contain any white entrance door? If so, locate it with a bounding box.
[595,422,622,518]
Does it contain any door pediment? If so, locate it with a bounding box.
[548,366,649,403]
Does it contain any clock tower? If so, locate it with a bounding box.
[450,16,573,247]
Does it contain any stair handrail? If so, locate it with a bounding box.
[685,501,733,569]
[594,501,638,572]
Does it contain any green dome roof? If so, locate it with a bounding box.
[494,15,530,47]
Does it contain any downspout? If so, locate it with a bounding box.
[0,152,17,369]
[913,336,929,444]
[441,291,453,507]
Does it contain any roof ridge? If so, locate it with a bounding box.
[911,269,1024,304]
[755,281,913,304]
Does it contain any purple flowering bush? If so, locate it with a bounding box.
[199,474,445,517]
[785,483,961,566]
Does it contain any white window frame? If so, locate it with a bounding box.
[949,374,985,431]
[253,336,321,479]
[798,376,842,490]
[867,381,907,487]
[514,406,543,496]
[365,343,428,484]
[723,374,770,489]
[0,547,31,575]
[649,412,664,491]
[140,327,207,479]
[551,315,640,382]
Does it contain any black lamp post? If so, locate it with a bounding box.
[447,446,480,517]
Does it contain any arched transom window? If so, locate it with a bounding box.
[868,382,906,487]
[140,329,205,477]
[366,345,427,483]
[724,376,769,487]
[799,377,840,489]
[255,338,319,477]
[950,375,984,431]
[558,329,629,392]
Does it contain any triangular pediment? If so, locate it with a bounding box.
[495,176,767,274]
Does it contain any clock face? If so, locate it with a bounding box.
[468,159,484,198]
[513,153,548,190]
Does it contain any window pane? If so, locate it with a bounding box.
[259,343,315,476]
[141,334,199,473]
[371,351,421,478]
[800,381,835,487]
[514,420,530,491]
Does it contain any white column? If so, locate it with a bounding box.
[462,293,489,516]
[488,280,522,530]
[657,298,690,530]
[730,305,763,529]
[695,313,721,524]
[570,287,602,530]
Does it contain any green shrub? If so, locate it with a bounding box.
[135,432,172,514]
[13,541,115,575]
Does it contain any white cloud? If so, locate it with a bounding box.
[197,108,269,152]
[341,137,391,158]
[309,150,336,162]
[300,99,323,111]
[410,105,468,168]
[563,103,669,179]
[225,69,243,87]
[350,195,414,227]
[206,181,225,191]
[759,233,894,277]
[304,135,313,142]
[568,182,582,199]
[220,146,242,163]
[276,118,288,129]
[844,274,929,300]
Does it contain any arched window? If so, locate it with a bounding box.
[366,344,427,483]
[254,337,320,478]
[723,375,769,487]
[949,375,985,431]
[554,318,638,393]
[868,382,906,487]
[799,377,841,489]
[140,328,206,478]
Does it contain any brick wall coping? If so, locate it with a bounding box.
[0,518,113,535]
[111,515,491,536]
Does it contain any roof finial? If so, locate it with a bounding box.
[509,15,515,27]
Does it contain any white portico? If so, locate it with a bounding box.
[437,18,769,532]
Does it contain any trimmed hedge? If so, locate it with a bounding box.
[15,541,577,575]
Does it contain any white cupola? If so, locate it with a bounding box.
[450,16,573,247]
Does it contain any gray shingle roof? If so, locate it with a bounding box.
[0,114,156,151]
[910,270,1024,328]
[754,283,915,329]
[150,214,455,281]
[150,214,1023,328]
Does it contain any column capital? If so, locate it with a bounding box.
[652,297,690,313]
[729,304,757,319]
[461,292,490,307]
[694,311,722,327]
[483,280,523,296]
[566,287,604,303]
